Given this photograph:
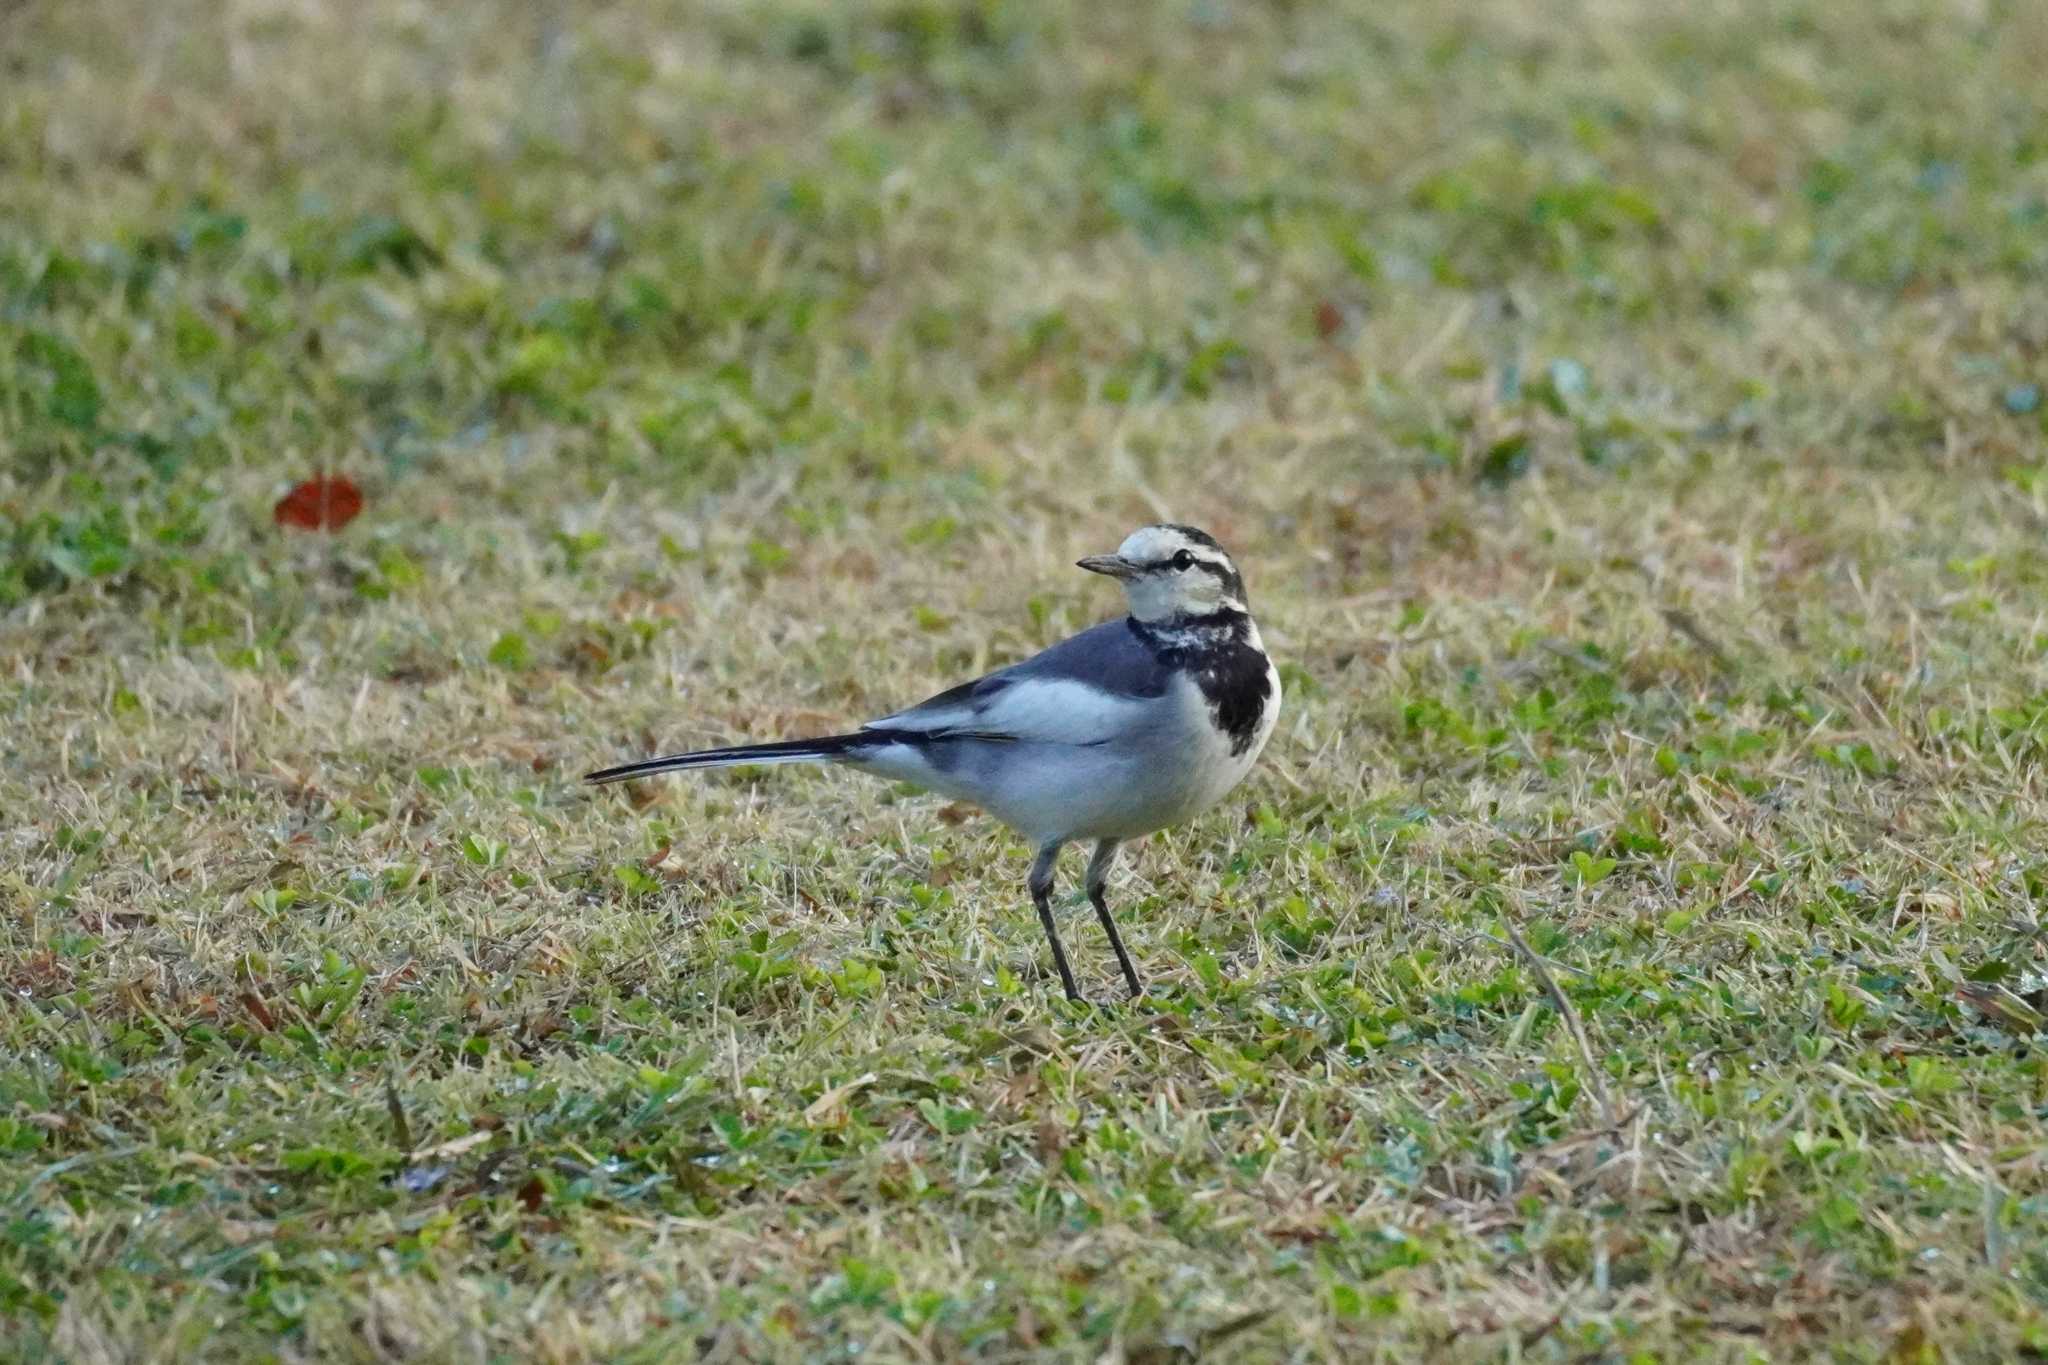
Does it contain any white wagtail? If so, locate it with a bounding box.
[587,524,1281,1002]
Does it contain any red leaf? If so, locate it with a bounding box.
[1314,300,1344,341]
[274,475,364,531]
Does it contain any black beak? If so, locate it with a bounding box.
[1076,554,1139,580]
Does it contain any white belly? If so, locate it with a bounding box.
[859,665,1281,845]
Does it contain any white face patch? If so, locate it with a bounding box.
[1110,526,1244,622]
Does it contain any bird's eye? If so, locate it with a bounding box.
[1171,550,1195,570]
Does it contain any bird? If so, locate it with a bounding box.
[585,524,1281,1003]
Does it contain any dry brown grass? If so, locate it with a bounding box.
[6,0,2048,1359]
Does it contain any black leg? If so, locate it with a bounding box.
[1085,840,1142,999]
[1029,843,1081,1002]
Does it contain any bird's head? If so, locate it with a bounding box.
[1077,524,1248,623]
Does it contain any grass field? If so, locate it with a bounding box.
[7,0,2048,1358]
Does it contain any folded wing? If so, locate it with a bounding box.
[865,619,1169,746]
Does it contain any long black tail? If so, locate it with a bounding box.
[584,732,879,785]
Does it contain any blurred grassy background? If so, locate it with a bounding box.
[5,0,2048,1359]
